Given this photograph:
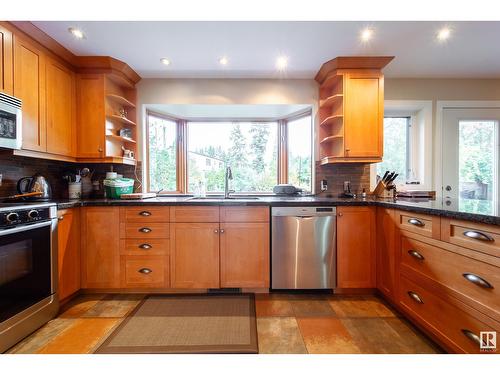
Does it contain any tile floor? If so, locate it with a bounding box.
[7,293,442,354]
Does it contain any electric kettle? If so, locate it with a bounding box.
[17,173,52,200]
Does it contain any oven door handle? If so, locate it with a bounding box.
[0,220,52,236]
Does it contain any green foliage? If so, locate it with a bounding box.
[459,121,494,186]
[149,134,176,192]
[376,117,408,184]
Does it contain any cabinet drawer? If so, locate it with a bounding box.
[401,235,500,322]
[120,206,170,223]
[120,222,169,239]
[170,206,219,222]
[399,275,499,354]
[120,239,169,256]
[441,218,500,258]
[121,255,169,288]
[396,210,440,239]
[220,206,269,222]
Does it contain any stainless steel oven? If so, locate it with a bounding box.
[0,203,58,353]
[0,92,22,150]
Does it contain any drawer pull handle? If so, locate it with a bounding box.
[139,211,152,217]
[461,329,483,347]
[407,291,424,304]
[408,249,425,261]
[139,227,152,233]
[139,243,152,250]
[463,230,494,242]
[463,273,493,289]
[138,268,152,274]
[408,218,425,227]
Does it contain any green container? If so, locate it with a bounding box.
[103,178,134,199]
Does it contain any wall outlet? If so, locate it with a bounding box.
[320,179,328,192]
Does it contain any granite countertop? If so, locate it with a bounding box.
[53,195,500,226]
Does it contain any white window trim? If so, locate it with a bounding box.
[370,100,433,192]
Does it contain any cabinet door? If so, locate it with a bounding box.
[57,208,80,300]
[337,206,376,288]
[13,35,46,152]
[376,208,397,300]
[170,223,220,288]
[81,207,120,288]
[76,74,105,159]
[46,57,76,156]
[344,72,383,159]
[0,25,13,95]
[220,222,269,288]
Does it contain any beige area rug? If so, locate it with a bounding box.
[95,294,258,354]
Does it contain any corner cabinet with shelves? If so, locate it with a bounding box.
[76,73,137,165]
[315,56,393,164]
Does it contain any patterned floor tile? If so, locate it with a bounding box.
[257,317,307,354]
[289,298,336,317]
[58,294,106,318]
[255,296,294,317]
[82,294,145,318]
[328,296,396,318]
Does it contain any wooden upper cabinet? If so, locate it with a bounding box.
[81,207,120,288]
[344,72,383,159]
[57,208,81,300]
[0,25,13,95]
[220,222,270,288]
[13,35,46,152]
[46,57,76,157]
[76,74,105,159]
[376,208,397,301]
[337,206,376,288]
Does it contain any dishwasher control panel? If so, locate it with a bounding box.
[271,206,336,217]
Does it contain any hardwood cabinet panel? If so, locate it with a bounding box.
[170,223,220,288]
[57,208,80,300]
[220,222,270,288]
[220,206,269,223]
[170,206,219,223]
[13,35,46,152]
[46,57,76,157]
[395,210,441,239]
[76,74,105,158]
[120,222,169,239]
[376,208,397,301]
[121,255,169,288]
[120,206,170,223]
[0,25,13,95]
[344,72,383,159]
[81,207,120,288]
[337,206,376,288]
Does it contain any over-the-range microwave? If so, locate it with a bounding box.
[0,92,22,150]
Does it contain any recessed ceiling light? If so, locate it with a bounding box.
[360,27,373,42]
[160,58,171,66]
[437,27,451,41]
[219,56,229,66]
[276,56,288,71]
[68,27,85,40]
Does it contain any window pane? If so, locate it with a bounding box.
[287,115,312,192]
[458,120,497,214]
[148,115,177,192]
[377,117,408,184]
[188,122,277,193]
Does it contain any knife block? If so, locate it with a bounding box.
[372,180,394,198]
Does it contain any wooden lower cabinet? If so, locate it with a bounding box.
[337,206,376,288]
[376,208,397,301]
[220,222,270,288]
[120,255,169,288]
[170,222,220,288]
[57,208,80,300]
[81,207,120,288]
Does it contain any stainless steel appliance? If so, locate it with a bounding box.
[0,92,22,150]
[0,202,58,353]
[271,206,336,289]
[17,174,52,201]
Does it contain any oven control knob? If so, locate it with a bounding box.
[28,210,40,220]
[6,212,20,223]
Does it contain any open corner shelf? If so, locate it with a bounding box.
[107,114,137,127]
[106,134,137,144]
[320,114,343,127]
[319,94,343,108]
[320,135,343,144]
[106,94,136,108]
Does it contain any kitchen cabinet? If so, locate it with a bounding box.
[170,222,221,288]
[57,208,80,301]
[337,206,376,288]
[46,57,76,157]
[81,207,120,288]
[0,24,13,95]
[376,208,397,301]
[13,35,46,152]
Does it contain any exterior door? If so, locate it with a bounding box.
[442,108,500,215]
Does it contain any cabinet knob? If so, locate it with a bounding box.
[220,229,225,234]
[345,148,350,152]
[338,213,343,217]
[58,216,64,221]
[98,147,103,153]
[214,229,219,234]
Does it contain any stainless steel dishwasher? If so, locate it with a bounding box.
[271,206,336,289]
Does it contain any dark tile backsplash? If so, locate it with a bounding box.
[0,150,142,199]
[315,162,371,196]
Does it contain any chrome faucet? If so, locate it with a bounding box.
[224,166,235,198]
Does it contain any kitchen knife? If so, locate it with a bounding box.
[381,170,390,183]
[387,173,399,185]
[384,172,394,184]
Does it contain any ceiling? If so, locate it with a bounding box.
[33,21,500,79]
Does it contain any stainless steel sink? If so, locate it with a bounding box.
[184,196,260,201]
